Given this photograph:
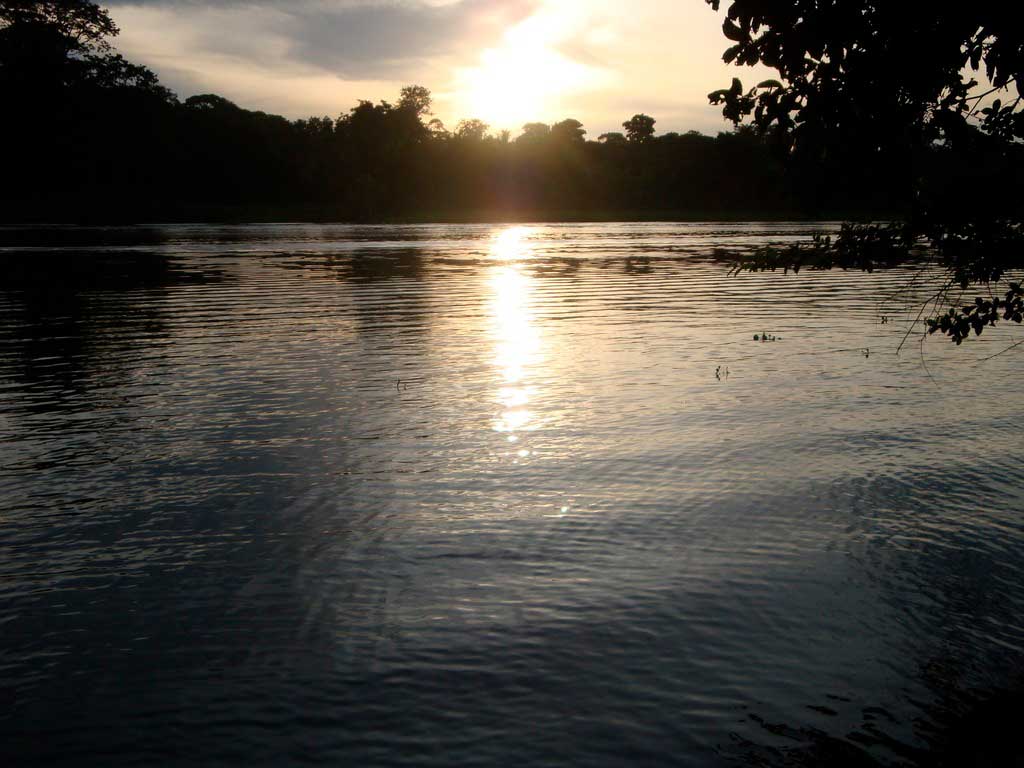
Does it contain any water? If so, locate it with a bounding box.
[2,222,1022,766]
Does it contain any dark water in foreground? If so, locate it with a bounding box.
[2,223,1023,767]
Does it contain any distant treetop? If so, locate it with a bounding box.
[398,85,432,117]
[551,119,586,143]
[518,123,552,143]
[623,114,656,143]
[455,118,489,141]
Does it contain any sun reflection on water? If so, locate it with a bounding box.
[489,227,542,454]
[489,226,535,262]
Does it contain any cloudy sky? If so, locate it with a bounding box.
[104,0,771,137]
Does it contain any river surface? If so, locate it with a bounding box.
[2,223,1023,766]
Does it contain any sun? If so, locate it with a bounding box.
[451,5,606,132]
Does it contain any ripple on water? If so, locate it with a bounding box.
[1,222,1023,767]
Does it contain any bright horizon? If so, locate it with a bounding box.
[105,0,772,137]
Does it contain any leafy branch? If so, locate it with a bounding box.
[926,282,1024,344]
[726,221,1024,346]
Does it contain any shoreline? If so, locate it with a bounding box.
[0,208,898,227]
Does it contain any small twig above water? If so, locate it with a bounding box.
[975,337,1024,362]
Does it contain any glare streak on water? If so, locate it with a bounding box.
[1,222,1023,767]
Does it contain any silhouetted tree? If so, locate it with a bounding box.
[426,117,450,139]
[706,0,1024,345]
[398,84,432,117]
[706,2,1022,154]
[551,119,586,143]
[623,114,656,143]
[0,0,165,96]
[0,0,116,52]
[517,123,551,143]
[455,119,489,141]
[1,0,179,211]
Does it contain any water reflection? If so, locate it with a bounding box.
[0,251,226,415]
[489,225,535,261]
[488,227,542,459]
[4,223,1024,768]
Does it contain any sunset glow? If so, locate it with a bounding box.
[452,5,607,131]
[489,226,535,261]
[106,0,776,137]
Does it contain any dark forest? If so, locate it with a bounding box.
[4,1,1020,223]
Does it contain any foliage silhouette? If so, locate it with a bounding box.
[398,85,432,117]
[2,0,1022,263]
[519,123,552,143]
[706,0,1024,344]
[623,114,656,143]
[551,119,586,143]
[455,118,490,142]
[1,0,116,52]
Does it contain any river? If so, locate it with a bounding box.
[2,222,1022,766]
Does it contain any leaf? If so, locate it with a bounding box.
[757,79,784,89]
[722,18,745,42]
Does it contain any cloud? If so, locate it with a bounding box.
[102,0,762,134]
[107,0,538,79]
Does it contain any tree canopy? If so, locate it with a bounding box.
[0,0,117,52]
[623,114,657,143]
[706,1,1022,149]
[551,119,586,143]
[706,0,1024,345]
[398,85,432,117]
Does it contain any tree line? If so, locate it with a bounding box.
[1,1,1019,225]
[0,1,868,221]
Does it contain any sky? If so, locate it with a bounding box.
[104,0,772,137]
